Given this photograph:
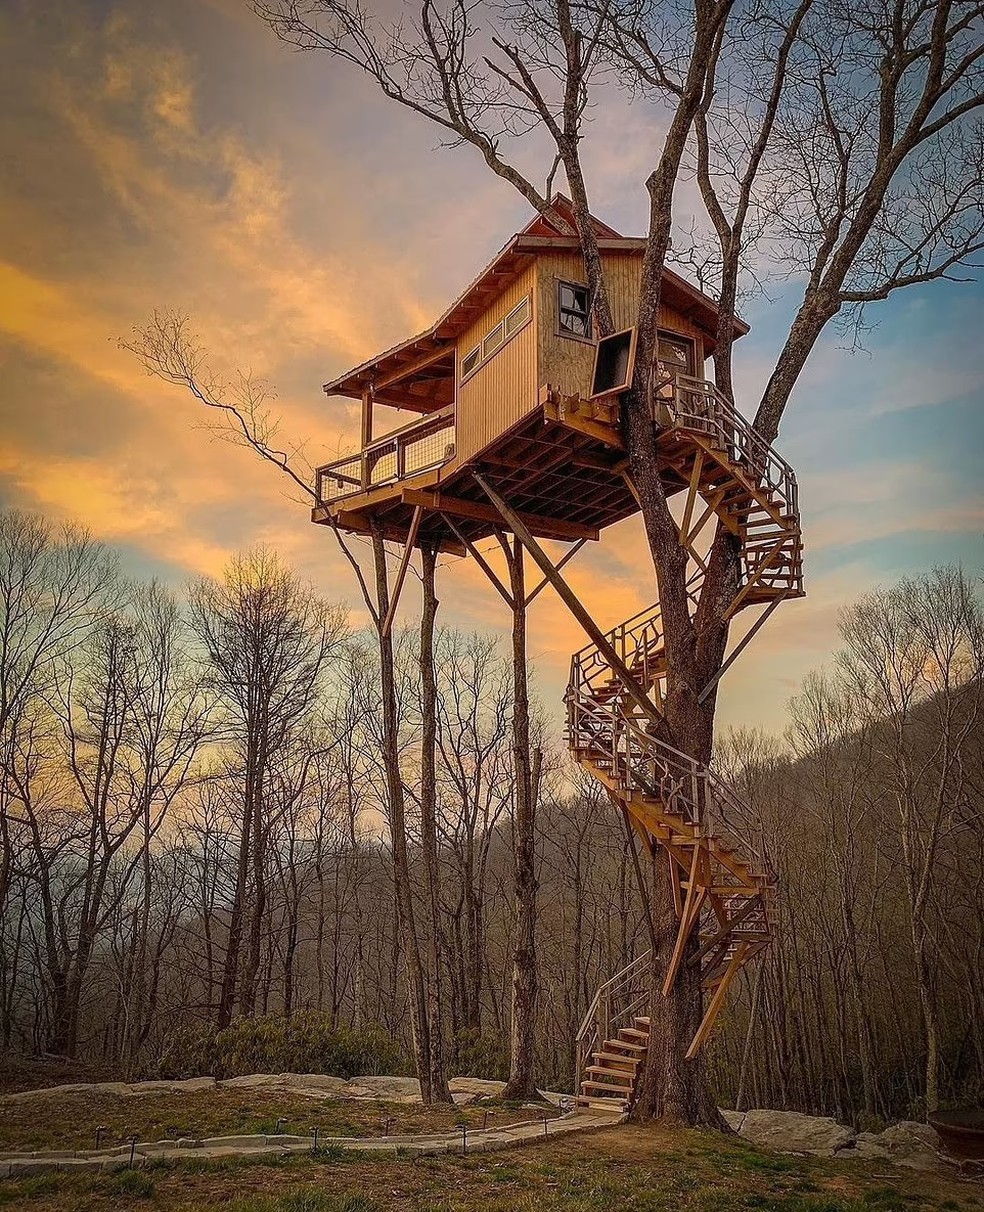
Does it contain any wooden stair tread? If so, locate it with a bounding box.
[593,1051,641,1065]
[575,1097,627,1111]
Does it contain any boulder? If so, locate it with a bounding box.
[345,1075,422,1102]
[738,1109,855,1156]
[448,1077,507,1099]
[124,1078,216,1096]
[869,1121,939,1170]
[281,1073,350,1098]
[720,1109,746,1133]
[219,1074,282,1090]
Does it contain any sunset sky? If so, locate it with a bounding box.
[2,0,982,737]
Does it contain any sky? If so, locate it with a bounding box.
[1,0,982,739]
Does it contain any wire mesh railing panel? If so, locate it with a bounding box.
[404,422,455,475]
[317,457,362,503]
[315,412,456,504]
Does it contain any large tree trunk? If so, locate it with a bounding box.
[370,523,435,1102]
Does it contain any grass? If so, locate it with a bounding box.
[0,1089,558,1152]
[0,1123,980,1212]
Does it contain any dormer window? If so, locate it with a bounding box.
[558,281,592,339]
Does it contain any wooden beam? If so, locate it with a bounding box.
[325,509,465,557]
[525,538,587,605]
[375,344,452,391]
[472,472,661,726]
[697,596,784,704]
[381,507,423,638]
[662,845,707,996]
[361,390,372,451]
[439,514,513,608]
[679,452,704,545]
[686,943,750,1059]
[401,488,599,543]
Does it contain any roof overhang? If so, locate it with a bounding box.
[323,199,747,405]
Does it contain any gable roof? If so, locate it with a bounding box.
[323,195,746,410]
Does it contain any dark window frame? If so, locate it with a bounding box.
[556,278,594,343]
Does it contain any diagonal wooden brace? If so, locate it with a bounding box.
[686,941,751,1059]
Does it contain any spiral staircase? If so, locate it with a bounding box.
[569,376,803,1113]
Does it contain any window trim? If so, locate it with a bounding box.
[556,277,594,344]
[656,330,697,378]
[458,294,533,386]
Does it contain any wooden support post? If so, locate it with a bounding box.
[361,390,373,449]
[472,471,661,726]
[697,597,784,704]
[380,506,422,638]
[525,538,587,606]
[439,514,514,607]
[679,452,705,545]
[662,844,707,996]
[686,942,750,1059]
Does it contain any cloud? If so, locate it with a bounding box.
[1,0,981,746]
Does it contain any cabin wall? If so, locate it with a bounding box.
[535,251,707,397]
[454,263,537,464]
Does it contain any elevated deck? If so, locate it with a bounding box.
[314,391,640,548]
[314,376,803,611]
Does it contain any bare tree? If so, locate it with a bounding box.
[189,548,347,1026]
[837,566,984,1112]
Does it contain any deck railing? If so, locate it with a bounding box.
[315,407,456,504]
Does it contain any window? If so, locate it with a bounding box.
[558,280,592,338]
[483,321,504,359]
[657,333,694,376]
[505,295,530,334]
[461,346,480,378]
[459,294,532,383]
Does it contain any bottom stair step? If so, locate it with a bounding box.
[575,1096,627,1112]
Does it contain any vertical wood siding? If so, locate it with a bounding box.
[455,264,537,463]
[536,252,708,398]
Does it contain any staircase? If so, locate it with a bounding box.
[570,376,802,1113]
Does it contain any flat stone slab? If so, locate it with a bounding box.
[448,1077,507,1099]
[737,1109,854,1156]
[344,1076,422,1101]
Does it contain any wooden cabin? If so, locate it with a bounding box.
[314,196,745,550]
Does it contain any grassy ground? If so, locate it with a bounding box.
[0,1089,558,1152]
[0,1123,980,1212]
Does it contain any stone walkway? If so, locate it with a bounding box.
[0,1108,622,1178]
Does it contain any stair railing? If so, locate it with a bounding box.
[664,375,799,519]
[574,950,652,1094]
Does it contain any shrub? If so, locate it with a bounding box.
[161,1012,407,1080]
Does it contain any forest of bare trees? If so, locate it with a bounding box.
[1,508,980,1123]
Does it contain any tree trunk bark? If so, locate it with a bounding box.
[419,543,452,1102]
[502,536,540,1100]
[370,523,434,1102]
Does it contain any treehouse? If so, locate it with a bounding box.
[314,197,804,1112]
[314,195,750,551]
